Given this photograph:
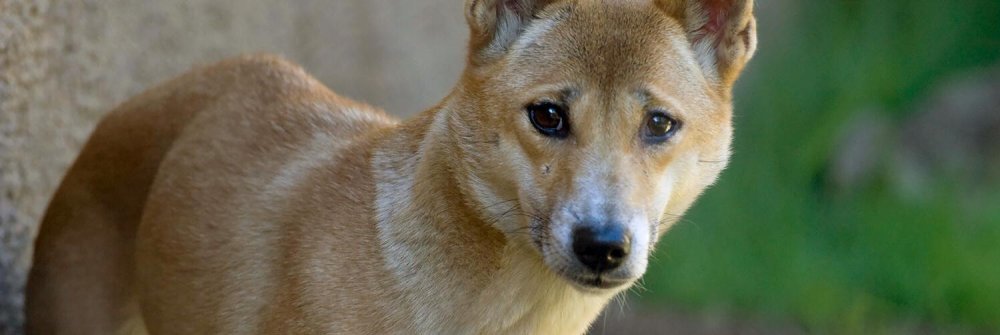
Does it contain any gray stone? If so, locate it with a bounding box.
[893,66,1000,199]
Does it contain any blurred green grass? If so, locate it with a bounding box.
[641,1,1000,333]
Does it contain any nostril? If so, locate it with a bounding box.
[609,247,627,260]
[572,225,631,273]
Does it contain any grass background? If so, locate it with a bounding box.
[639,1,1000,333]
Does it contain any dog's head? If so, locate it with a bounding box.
[450,0,756,292]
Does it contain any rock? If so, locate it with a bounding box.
[828,109,894,193]
[893,66,1000,198]
[826,66,1000,199]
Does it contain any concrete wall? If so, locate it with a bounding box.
[1,0,467,331]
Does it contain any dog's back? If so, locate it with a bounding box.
[25,55,395,334]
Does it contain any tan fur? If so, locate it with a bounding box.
[26,1,756,334]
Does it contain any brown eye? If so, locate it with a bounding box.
[644,111,680,143]
[527,102,570,138]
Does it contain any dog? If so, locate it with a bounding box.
[25,0,756,333]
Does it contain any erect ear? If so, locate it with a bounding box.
[465,0,557,64]
[658,0,757,88]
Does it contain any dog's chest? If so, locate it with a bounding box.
[394,248,615,334]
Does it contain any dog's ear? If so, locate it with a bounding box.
[465,0,557,64]
[657,0,757,88]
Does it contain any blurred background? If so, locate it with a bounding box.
[1,0,998,334]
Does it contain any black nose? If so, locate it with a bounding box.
[572,225,631,273]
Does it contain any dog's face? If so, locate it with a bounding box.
[454,0,756,291]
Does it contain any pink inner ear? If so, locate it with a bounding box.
[703,0,731,36]
[501,0,529,16]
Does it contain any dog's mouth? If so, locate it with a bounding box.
[544,249,636,293]
[569,274,632,291]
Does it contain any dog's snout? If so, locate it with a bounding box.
[571,225,631,273]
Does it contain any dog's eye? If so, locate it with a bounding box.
[526,102,570,138]
[644,111,680,143]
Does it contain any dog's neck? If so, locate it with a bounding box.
[371,97,617,333]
